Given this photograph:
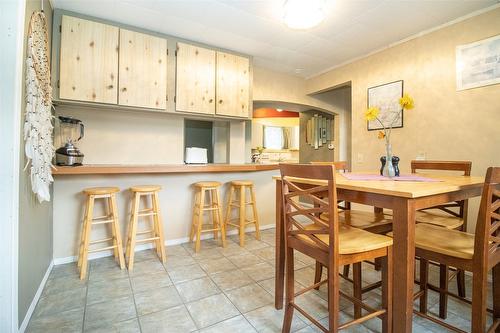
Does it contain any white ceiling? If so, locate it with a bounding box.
[51,0,498,78]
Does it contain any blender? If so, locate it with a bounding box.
[55,116,85,166]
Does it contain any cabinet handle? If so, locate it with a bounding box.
[107,85,114,89]
[121,87,127,92]
[219,99,223,104]
[209,99,213,103]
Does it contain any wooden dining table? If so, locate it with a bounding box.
[273,172,485,332]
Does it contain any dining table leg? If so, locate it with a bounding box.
[391,197,416,332]
[275,179,285,309]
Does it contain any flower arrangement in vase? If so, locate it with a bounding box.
[364,94,415,177]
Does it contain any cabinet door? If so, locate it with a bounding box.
[119,29,167,109]
[176,42,216,115]
[216,52,250,118]
[59,16,118,104]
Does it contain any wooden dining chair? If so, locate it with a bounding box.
[310,161,393,291]
[413,166,499,333]
[280,164,393,332]
[411,160,472,317]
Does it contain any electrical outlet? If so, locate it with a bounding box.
[416,151,426,160]
[357,153,364,163]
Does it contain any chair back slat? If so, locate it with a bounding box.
[311,161,349,172]
[411,160,472,175]
[474,167,500,268]
[310,161,350,210]
[411,160,472,224]
[279,163,340,256]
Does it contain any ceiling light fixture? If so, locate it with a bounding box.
[283,0,326,30]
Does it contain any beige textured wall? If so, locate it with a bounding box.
[253,66,335,111]
[18,0,53,326]
[306,7,500,231]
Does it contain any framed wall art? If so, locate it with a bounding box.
[367,80,403,131]
[456,34,500,91]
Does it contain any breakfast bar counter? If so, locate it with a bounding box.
[51,163,280,264]
[52,163,280,175]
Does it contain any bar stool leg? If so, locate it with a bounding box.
[211,190,219,240]
[125,192,137,262]
[239,186,246,247]
[78,199,90,269]
[195,189,205,253]
[152,191,166,263]
[127,192,141,271]
[214,188,226,247]
[106,196,119,261]
[110,194,125,269]
[224,185,235,232]
[190,190,200,242]
[80,195,95,280]
[149,194,161,258]
[250,185,261,240]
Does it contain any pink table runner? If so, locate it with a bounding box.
[341,173,441,182]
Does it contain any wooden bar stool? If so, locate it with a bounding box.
[78,187,125,280]
[125,185,166,271]
[224,180,261,247]
[190,181,226,253]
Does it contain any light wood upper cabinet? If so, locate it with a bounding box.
[59,15,118,104]
[216,52,250,118]
[119,29,167,109]
[176,42,216,115]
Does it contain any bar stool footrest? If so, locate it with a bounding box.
[88,245,118,253]
[89,237,114,244]
[136,236,160,243]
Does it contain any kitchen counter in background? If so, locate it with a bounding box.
[51,164,280,264]
[52,163,280,175]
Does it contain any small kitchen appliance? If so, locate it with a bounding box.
[55,115,84,166]
[185,147,208,164]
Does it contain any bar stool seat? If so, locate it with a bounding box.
[78,186,125,280]
[190,181,226,253]
[230,180,253,186]
[194,181,221,188]
[125,185,166,270]
[224,180,260,247]
[130,185,162,192]
[83,187,120,195]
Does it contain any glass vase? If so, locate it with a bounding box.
[382,143,396,178]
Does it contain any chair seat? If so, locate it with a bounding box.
[389,223,474,260]
[231,180,253,186]
[83,187,120,195]
[320,210,393,230]
[130,185,162,192]
[415,209,464,229]
[302,224,393,255]
[193,181,221,188]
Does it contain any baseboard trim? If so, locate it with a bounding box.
[19,260,54,333]
[53,224,275,265]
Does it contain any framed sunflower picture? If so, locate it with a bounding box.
[367,80,404,131]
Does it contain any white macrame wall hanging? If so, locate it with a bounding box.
[25,11,54,203]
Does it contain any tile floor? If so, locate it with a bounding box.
[27,228,494,333]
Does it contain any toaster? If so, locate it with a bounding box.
[185,147,208,164]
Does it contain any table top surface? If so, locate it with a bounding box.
[273,172,484,198]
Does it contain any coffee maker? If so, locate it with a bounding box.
[55,116,84,166]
